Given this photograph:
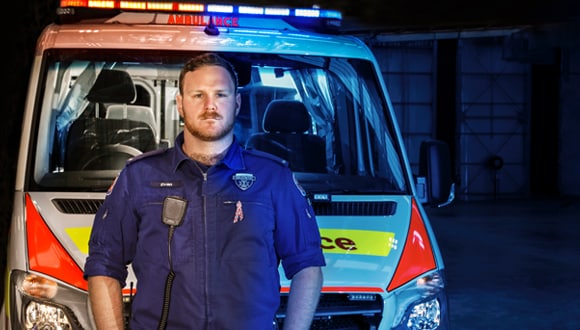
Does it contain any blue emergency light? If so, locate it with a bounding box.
[58,0,342,33]
[58,0,341,19]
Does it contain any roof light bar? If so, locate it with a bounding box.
[177,3,204,12]
[120,1,145,10]
[89,1,115,8]
[206,4,233,14]
[144,2,174,11]
[59,0,342,19]
[238,6,263,15]
[295,9,320,18]
[264,7,290,17]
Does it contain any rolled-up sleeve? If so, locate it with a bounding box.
[274,168,326,279]
[84,168,138,287]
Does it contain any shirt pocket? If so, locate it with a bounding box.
[216,195,276,265]
[136,191,197,265]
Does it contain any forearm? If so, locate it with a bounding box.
[88,275,125,330]
[283,266,323,330]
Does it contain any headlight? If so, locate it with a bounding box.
[9,270,90,330]
[19,273,73,329]
[25,301,73,330]
[391,271,448,330]
[406,298,441,330]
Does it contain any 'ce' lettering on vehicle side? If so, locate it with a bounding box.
[321,236,357,251]
[319,229,395,256]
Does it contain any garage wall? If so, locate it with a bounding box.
[372,41,436,176]
[456,37,530,200]
[559,47,580,196]
[367,27,580,200]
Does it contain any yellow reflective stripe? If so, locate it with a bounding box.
[65,227,92,254]
[320,229,395,257]
[64,227,396,257]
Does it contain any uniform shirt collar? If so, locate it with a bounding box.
[172,132,246,172]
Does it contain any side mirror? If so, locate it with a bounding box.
[416,139,455,207]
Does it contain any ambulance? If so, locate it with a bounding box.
[1,1,454,329]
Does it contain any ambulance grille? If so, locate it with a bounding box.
[53,198,104,214]
[276,293,383,329]
[312,201,396,216]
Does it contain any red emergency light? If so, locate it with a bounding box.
[58,0,342,20]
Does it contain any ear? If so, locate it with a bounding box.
[235,93,241,116]
[176,93,184,118]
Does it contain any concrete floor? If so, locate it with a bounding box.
[426,197,580,330]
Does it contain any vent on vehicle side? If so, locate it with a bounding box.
[52,199,397,216]
[53,198,104,214]
[312,201,396,216]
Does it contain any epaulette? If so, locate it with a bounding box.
[243,148,289,168]
[126,148,169,165]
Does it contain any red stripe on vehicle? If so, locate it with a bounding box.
[26,194,88,291]
[386,198,436,291]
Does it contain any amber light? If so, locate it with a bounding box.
[21,274,58,299]
[58,0,341,18]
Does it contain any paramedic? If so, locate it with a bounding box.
[84,53,325,329]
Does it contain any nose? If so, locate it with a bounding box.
[204,97,216,110]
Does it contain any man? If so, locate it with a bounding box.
[84,53,325,329]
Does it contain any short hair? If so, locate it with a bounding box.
[178,53,239,94]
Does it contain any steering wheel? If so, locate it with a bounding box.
[81,144,142,170]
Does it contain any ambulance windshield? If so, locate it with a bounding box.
[31,50,407,194]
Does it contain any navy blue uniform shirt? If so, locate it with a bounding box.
[84,133,326,329]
